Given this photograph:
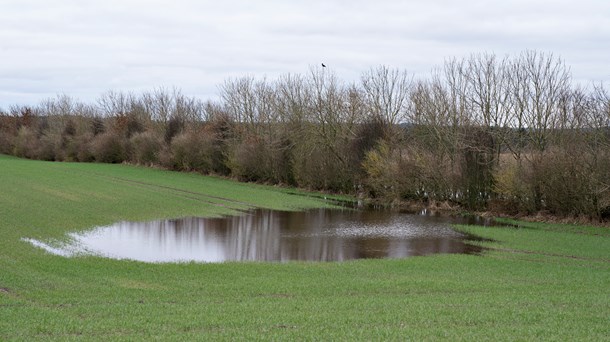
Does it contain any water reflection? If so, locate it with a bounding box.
[65,208,489,262]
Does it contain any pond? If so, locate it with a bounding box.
[26,208,496,263]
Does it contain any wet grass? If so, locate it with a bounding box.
[1,155,609,341]
[455,222,609,261]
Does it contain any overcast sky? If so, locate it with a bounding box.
[1,0,609,108]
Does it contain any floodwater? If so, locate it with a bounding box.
[29,208,496,263]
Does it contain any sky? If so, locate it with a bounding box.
[1,0,609,108]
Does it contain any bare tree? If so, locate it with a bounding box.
[1,51,607,219]
[518,51,571,153]
[98,90,136,118]
[306,66,352,168]
[361,66,412,141]
[462,53,513,163]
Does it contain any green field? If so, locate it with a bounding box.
[1,155,609,341]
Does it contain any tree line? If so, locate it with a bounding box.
[1,51,609,220]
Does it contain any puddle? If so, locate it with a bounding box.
[26,208,497,263]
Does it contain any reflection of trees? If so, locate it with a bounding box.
[77,209,477,262]
[224,211,281,261]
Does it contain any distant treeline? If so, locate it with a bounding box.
[1,51,609,220]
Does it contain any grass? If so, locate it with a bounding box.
[1,154,609,340]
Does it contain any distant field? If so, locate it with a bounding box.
[1,155,608,340]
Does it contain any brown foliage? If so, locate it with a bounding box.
[0,51,608,220]
[228,133,294,184]
[130,131,163,165]
[0,131,14,155]
[537,149,605,218]
[73,133,95,162]
[90,132,128,163]
[35,133,61,161]
[12,127,38,159]
[168,130,215,173]
[292,142,353,192]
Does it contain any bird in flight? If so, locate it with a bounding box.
[321,63,326,67]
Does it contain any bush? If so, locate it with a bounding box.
[362,142,400,199]
[130,131,163,165]
[493,158,532,214]
[165,116,184,143]
[169,130,214,172]
[228,137,269,182]
[408,148,460,204]
[596,151,610,220]
[73,133,95,162]
[537,150,600,217]
[13,127,38,159]
[0,131,14,155]
[90,117,105,136]
[362,142,421,201]
[35,133,61,161]
[205,113,233,175]
[292,142,353,192]
[91,132,128,163]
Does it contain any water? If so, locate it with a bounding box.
[28,208,496,263]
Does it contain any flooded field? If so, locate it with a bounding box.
[27,208,496,262]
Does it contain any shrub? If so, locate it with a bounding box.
[537,150,600,218]
[227,137,269,182]
[73,133,95,162]
[130,131,163,165]
[205,113,233,175]
[35,133,61,161]
[362,142,422,202]
[90,131,128,163]
[165,116,184,143]
[362,142,400,199]
[0,131,14,154]
[90,117,105,136]
[493,158,532,214]
[13,127,38,159]
[292,142,353,192]
[169,130,214,173]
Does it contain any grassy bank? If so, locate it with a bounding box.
[1,155,608,340]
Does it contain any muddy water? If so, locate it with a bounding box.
[60,208,493,262]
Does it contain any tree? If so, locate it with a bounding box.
[361,65,412,142]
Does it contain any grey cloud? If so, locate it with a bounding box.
[1,0,609,108]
